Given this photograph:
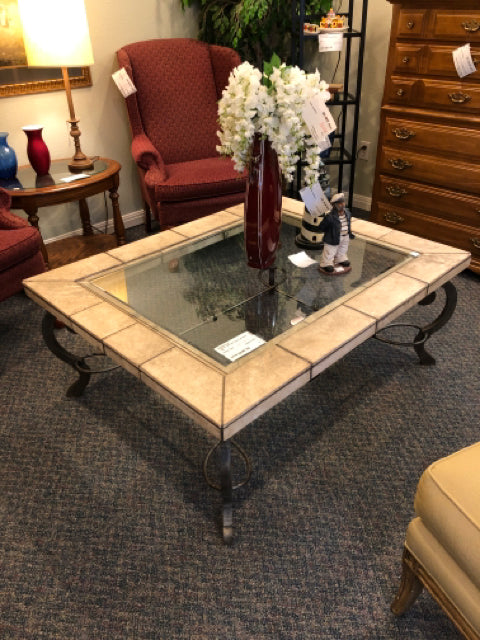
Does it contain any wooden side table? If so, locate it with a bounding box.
[0,157,125,269]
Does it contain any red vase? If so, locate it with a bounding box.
[22,125,51,176]
[244,133,282,270]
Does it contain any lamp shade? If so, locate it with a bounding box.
[18,0,94,68]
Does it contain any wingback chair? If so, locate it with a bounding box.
[116,38,247,231]
[0,188,46,302]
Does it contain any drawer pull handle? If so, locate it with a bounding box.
[386,185,408,198]
[389,158,413,171]
[402,56,410,63]
[407,21,415,29]
[396,89,405,97]
[392,127,415,140]
[471,238,480,249]
[385,212,405,225]
[462,19,480,33]
[448,92,471,104]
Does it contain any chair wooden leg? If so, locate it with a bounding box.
[144,201,152,234]
[391,547,424,615]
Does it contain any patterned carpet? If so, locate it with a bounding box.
[0,223,479,639]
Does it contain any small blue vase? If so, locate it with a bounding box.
[0,132,18,180]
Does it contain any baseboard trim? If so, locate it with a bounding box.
[44,209,145,245]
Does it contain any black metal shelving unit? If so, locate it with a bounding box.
[291,0,369,209]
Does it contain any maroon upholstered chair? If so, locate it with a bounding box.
[117,38,246,231]
[0,188,46,302]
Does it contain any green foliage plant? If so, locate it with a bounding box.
[180,0,332,67]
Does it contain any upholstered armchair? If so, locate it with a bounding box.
[117,38,247,231]
[0,188,46,302]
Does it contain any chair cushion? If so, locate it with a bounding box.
[124,39,220,164]
[0,225,43,272]
[414,441,480,592]
[153,157,246,202]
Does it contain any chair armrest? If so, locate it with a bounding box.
[0,208,29,230]
[131,134,167,179]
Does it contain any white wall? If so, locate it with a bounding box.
[1,0,198,240]
[1,0,390,240]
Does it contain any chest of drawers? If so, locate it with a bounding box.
[371,0,480,273]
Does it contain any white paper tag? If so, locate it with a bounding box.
[452,43,476,78]
[318,32,344,53]
[302,94,336,144]
[290,310,306,325]
[60,173,89,182]
[112,68,137,97]
[317,136,332,153]
[288,251,318,268]
[300,182,332,216]
[214,331,265,362]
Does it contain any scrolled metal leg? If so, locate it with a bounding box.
[42,311,91,397]
[42,311,119,397]
[203,439,252,544]
[374,282,458,365]
[220,442,233,545]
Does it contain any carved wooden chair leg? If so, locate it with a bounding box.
[391,548,424,615]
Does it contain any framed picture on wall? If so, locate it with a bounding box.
[0,0,92,97]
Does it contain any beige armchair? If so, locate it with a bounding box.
[391,441,480,639]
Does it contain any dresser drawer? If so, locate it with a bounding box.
[425,45,480,79]
[379,146,480,195]
[431,11,480,42]
[392,45,423,74]
[373,202,480,259]
[421,78,480,113]
[387,78,418,105]
[395,9,427,38]
[383,116,480,160]
[378,175,480,228]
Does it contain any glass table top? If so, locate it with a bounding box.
[87,219,413,366]
[0,158,107,191]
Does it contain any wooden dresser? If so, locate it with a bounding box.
[371,0,480,273]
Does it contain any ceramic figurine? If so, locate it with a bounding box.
[318,192,354,275]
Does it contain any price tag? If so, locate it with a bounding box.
[214,331,265,362]
[300,182,332,215]
[112,68,137,97]
[452,43,476,78]
[288,251,318,268]
[318,32,344,53]
[302,94,336,144]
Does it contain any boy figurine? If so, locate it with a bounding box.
[318,192,355,275]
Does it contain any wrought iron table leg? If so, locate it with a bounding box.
[413,281,457,365]
[374,281,458,365]
[220,441,233,545]
[42,311,91,397]
[203,439,252,544]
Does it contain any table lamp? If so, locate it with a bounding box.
[18,0,94,172]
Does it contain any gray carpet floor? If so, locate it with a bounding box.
[0,224,479,639]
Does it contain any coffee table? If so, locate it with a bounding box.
[23,198,470,543]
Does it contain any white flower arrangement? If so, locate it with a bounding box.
[217,56,331,186]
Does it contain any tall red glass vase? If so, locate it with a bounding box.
[22,125,51,177]
[244,133,282,270]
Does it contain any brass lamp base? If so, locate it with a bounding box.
[68,156,94,173]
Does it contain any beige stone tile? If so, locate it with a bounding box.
[282,196,305,219]
[381,230,468,254]
[173,211,239,238]
[24,253,122,282]
[279,305,376,365]
[24,288,75,330]
[104,323,173,377]
[345,272,428,330]
[225,203,244,217]
[140,347,224,427]
[351,219,391,239]
[106,230,185,262]
[23,281,102,316]
[223,346,310,428]
[398,253,471,292]
[71,302,136,348]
